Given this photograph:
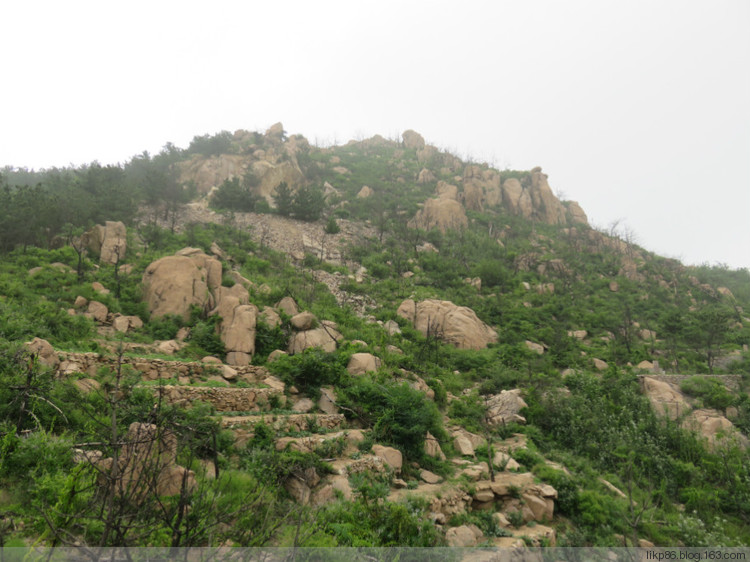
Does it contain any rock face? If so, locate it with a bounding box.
[396,299,497,350]
[642,377,691,419]
[408,197,468,233]
[177,154,250,195]
[84,221,127,264]
[142,248,222,321]
[462,165,502,211]
[256,160,306,205]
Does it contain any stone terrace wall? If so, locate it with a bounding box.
[222,413,345,447]
[637,374,742,392]
[153,385,281,412]
[57,352,269,383]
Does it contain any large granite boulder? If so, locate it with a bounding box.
[84,221,127,264]
[346,353,381,375]
[287,324,342,354]
[212,285,258,366]
[396,298,497,350]
[485,390,528,425]
[24,337,59,368]
[408,197,468,233]
[142,248,222,321]
[402,129,426,150]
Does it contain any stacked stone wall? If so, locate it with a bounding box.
[56,352,269,383]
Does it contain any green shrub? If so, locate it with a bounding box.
[186,316,225,357]
[324,217,340,234]
[339,377,444,460]
[146,314,184,340]
[680,376,736,410]
[254,320,287,362]
[269,347,347,398]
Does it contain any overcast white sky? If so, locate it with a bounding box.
[2,0,749,270]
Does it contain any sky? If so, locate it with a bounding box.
[2,0,749,270]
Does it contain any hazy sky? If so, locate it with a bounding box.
[2,0,748,270]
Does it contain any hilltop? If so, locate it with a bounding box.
[0,124,749,549]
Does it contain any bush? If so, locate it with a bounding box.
[680,376,736,410]
[254,320,287,362]
[339,377,444,460]
[211,175,259,213]
[268,347,347,398]
[324,217,340,234]
[186,316,225,357]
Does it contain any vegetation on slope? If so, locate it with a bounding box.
[0,127,749,547]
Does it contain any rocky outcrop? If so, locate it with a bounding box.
[255,160,306,205]
[683,409,749,449]
[565,201,589,225]
[435,181,459,200]
[425,432,446,460]
[396,298,497,350]
[84,221,127,264]
[276,296,300,316]
[177,154,250,195]
[642,376,691,419]
[142,248,259,365]
[500,168,589,226]
[462,165,502,211]
[527,168,567,225]
[112,314,144,333]
[174,125,305,204]
[417,168,436,184]
[446,525,483,547]
[642,376,747,450]
[408,197,468,233]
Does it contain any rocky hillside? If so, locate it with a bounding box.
[0,125,749,549]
